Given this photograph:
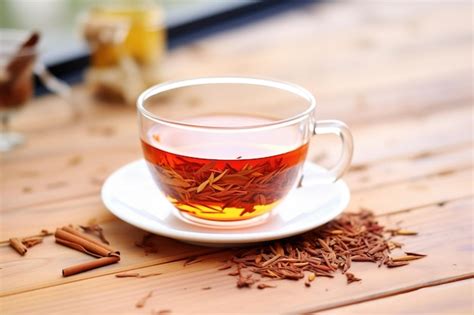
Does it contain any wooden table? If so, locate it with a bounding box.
[1,1,473,314]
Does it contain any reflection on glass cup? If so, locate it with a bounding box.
[137,77,354,228]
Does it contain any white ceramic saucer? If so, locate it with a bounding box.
[101,160,350,247]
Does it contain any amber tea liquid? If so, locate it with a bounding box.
[142,115,308,222]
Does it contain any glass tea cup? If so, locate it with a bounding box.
[0,29,74,152]
[0,30,38,151]
[137,77,353,228]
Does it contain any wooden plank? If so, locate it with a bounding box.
[0,166,472,295]
[312,104,473,167]
[345,144,473,191]
[164,2,472,97]
[1,197,471,314]
[320,279,474,315]
[347,168,473,213]
[0,220,217,297]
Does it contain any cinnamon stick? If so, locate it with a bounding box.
[62,226,114,252]
[55,228,117,257]
[9,238,27,256]
[62,256,120,277]
[21,236,43,248]
[55,238,102,258]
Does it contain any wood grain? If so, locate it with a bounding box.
[321,279,474,315]
[1,198,471,314]
[0,0,472,313]
[2,163,471,294]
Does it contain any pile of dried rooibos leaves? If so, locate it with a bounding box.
[220,210,425,288]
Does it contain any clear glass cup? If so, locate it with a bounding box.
[0,30,37,151]
[0,29,75,152]
[137,77,353,228]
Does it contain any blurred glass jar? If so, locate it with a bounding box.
[80,1,165,104]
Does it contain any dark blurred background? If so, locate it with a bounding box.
[0,0,311,90]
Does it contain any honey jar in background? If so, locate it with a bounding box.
[81,2,165,104]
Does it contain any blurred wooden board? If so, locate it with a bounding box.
[1,1,473,314]
[320,279,474,315]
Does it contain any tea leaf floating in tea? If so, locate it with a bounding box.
[142,140,308,222]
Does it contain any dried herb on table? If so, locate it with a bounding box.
[80,224,110,245]
[135,233,160,255]
[184,256,203,266]
[7,229,52,255]
[21,236,43,248]
[345,272,361,284]
[116,272,140,278]
[220,210,425,288]
[136,290,153,308]
[257,283,276,289]
[115,272,162,278]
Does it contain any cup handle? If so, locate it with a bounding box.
[310,120,354,183]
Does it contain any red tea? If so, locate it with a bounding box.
[141,115,308,222]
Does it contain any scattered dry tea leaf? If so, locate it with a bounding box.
[135,233,159,255]
[404,252,427,257]
[80,224,110,245]
[237,274,256,288]
[223,210,424,289]
[153,309,172,315]
[139,272,162,278]
[41,229,52,236]
[201,287,212,290]
[116,272,162,279]
[21,236,43,248]
[257,283,276,289]
[116,272,140,278]
[387,228,418,236]
[345,272,361,284]
[392,255,426,262]
[386,261,410,268]
[136,290,153,308]
[184,256,203,266]
[217,261,232,270]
